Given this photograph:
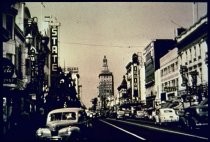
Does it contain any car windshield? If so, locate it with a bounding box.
[50,112,76,121]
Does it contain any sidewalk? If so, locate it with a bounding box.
[4,112,39,142]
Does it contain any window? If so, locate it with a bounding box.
[175,62,178,70]
[171,63,175,72]
[176,78,178,88]
[146,51,151,61]
[199,43,201,57]
[185,51,188,61]
[6,53,13,61]
[168,66,170,73]
[200,68,202,82]
[64,112,76,120]
[172,79,175,87]
[194,46,196,57]
[25,59,30,75]
[189,49,192,62]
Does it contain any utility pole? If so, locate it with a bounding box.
[190,70,198,103]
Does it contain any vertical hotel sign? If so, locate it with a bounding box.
[133,65,138,97]
[50,26,58,74]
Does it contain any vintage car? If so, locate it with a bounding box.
[36,107,92,141]
[135,110,147,119]
[153,108,179,125]
[179,101,208,130]
[116,110,125,119]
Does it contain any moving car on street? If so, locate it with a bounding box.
[36,107,92,141]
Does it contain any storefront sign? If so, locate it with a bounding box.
[66,67,79,73]
[2,58,17,88]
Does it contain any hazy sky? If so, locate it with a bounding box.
[26,2,207,108]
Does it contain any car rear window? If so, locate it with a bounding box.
[163,110,173,113]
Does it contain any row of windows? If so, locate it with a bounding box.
[161,61,178,77]
[181,42,203,65]
[162,78,179,91]
[183,68,203,83]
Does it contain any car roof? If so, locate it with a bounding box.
[49,107,84,114]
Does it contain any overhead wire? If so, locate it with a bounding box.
[59,41,146,48]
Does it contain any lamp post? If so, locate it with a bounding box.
[25,33,36,92]
[36,35,49,111]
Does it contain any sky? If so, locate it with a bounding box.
[26,2,207,108]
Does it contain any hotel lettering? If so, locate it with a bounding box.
[51,26,58,73]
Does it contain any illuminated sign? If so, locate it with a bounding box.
[50,26,58,73]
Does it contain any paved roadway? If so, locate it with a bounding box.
[3,118,208,142]
[87,118,208,142]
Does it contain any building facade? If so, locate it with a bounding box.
[177,15,208,106]
[125,53,141,103]
[160,48,179,102]
[144,39,176,108]
[117,75,127,105]
[63,66,81,99]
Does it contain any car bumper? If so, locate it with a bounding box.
[160,119,179,123]
[37,136,69,141]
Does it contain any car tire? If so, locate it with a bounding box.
[179,117,187,130]
[188,118,197,130]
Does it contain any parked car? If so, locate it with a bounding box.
[154,108,179,125]
[36,107,92,141]
[179,102,208,130]
[135,110,147,119]
[124,109,132,118]
[116,110,125,119]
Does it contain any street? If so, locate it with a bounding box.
[89,118,208,142]
[4,117,208,142]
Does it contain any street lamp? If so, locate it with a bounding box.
[25,33,33,46]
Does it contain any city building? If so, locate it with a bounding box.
[125,53,141,103]
[160,48,179,102]
[98,55,114,110]
[177,15,208,106]
[63,66,81,99]
[143,39,176,108]
[1,2,18,135]
[1,2,51,135]
[117,75,127,105]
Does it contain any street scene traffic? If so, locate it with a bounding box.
[1,2,208,142]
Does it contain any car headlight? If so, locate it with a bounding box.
[36,129,43,137]
[66,127,72,135]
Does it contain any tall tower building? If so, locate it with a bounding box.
[98,56,114,110]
